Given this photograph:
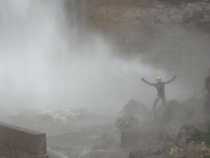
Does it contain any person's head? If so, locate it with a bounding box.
[156,76,162,83]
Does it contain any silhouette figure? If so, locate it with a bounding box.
[141,75,176,116]
[205,69,210,113]
[205,69,210,95]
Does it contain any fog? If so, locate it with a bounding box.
[0,0,209,117]
[0,0,162,113]
[0,1,210,158]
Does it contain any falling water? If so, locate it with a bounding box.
[0,0,181,115]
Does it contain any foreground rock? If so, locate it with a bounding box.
[0,122,47,158]
[117,98,210,158]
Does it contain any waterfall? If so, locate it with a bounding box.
[0,0,85,109]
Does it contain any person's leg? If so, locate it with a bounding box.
[161,96,170,122]
[161,96,167,107]
[205,93,210,121]
[153,97,160,119]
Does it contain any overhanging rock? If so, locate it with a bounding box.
[0,122,48,158]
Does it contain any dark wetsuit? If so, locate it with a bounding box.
[153,82,166,108]
[155,82,166,98]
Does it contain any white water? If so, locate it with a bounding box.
[0,0,188,115]
[48,148,69,158]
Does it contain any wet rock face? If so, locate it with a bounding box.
[76,0,210,55]
[85,0,210,25]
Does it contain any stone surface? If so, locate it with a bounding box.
[0,122,47,158]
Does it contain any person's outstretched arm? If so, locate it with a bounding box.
[165,75,176,84]
[141,78,155,86]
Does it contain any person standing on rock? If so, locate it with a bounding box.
[141,75,176,116]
